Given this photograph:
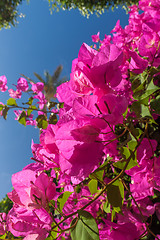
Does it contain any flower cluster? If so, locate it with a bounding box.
[1,0,160,239]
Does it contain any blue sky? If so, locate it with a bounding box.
[0,0,129,199]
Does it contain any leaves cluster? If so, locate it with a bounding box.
[0,0,23,29]
[48,0,139,17]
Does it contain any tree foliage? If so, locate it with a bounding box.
[48,0,139,17]
[0,195,13,214]
[0,0,23,29]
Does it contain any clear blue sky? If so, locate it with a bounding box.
[0,0,129,199]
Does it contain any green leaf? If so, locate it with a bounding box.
[127,140,137,151]
[122,107,128,118]
[141,104,151,118]
[18,111,26,126]
[90,169,104,182]
[57,102,64,109]
[130,101,141,118]
[46,223,58,239]
[27,105,37,116]
[103,200,111,213]
[139,96,150,106]
[114,146,138,170]
[2,106,9,120]
[7,98,17,106]
[129,125,143,141]
[131,101,152,118]
[27,108,33,116]
[113,158,138,170]
[27,96,33,105]
[57,191,73,212]
[0,233,7,239]
[150,66,160,76]
[133,80,160,100]
[111,209,116,222]
[36,114,48,129]
[150,95,160,114]
[45,237,53,240]
[88,179,98,195]
[49,114,58,125]
[70,210,100,240]
[0,104,4,111]
[107,180,124,213]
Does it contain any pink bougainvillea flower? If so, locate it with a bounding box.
[91,44,123,88]
[0,213,7,235]
[17,77,29,92]
[40,124,59,154]
[14,110,36,126]
[116,208,146,238]
[33,92,47,110]
[98,93,128,125]
[29,172,56,209]
[72,95,99,119]
[56,81,80,107]
[138,32,160,66]
[31,82,44,94]
[99,219,141,240]
[91,31,100,43]
[8,169,36,208]
[8,169,56,210]
[14,110,23,120]
[132,197,155,218]
[31,138,59,170]
[0,75,8,92]
[54,120,104,180]
[70,70,93,95]
[100,34,112,49]
[129,50,148,74]
[7,207,52,239]
[130,171,155,200]
[8,88,22,99]
[78,43,97,66]
[110,223,140,240]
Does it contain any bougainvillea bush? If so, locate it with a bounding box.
[1,0,160,239]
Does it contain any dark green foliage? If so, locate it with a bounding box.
[0,195,13,214]
[0,0,23,29]
[48,0,139,17]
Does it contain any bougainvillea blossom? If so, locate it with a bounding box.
[0,75,8,92]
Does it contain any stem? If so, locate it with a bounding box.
[123,122,138,143]
[96,127,128,144]
[61,217,78,232]
[50,201,66,218]
[103,127,128,146]
[8,104,52,114]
